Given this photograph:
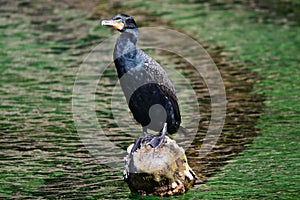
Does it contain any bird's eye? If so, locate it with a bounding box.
[119,19,123,23]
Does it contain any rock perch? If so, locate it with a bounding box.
[123,136,197,196]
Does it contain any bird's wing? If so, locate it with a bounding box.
[139,50,177,97]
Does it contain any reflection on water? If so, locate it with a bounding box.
[0,0,263,198]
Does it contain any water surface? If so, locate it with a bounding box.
[0,0,264,198]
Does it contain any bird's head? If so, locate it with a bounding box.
[101,14,138,32]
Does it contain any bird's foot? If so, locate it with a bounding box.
[131,131,155,153]
[131,123,167,153]
[147,123,167,149]
[143,131,154,141]
[131,136,144,154]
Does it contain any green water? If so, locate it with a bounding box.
[133,0,300,199]
[0,1,126,198]
[1,0,299,199]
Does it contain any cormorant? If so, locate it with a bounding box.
[102,14,181,152]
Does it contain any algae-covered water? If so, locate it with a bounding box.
[1,0,299,199]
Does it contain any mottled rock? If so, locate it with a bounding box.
[123,136,197,196]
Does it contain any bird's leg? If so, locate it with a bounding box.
[143,127,149,137]
[143,127,154,141]
[130,127,149,154]
[147,123,167,149]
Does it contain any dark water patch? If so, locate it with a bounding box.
[189,0,300,25]
[249,0,300,24]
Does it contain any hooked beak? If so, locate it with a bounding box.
[101,20,118,26]
[101,19,124,30]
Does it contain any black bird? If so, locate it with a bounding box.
[102,14,181,152]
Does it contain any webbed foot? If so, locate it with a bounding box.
[131,136,144,153]
[147,123,167,149]
[131,130,154,153]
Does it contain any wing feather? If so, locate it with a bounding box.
[139,50,177,97]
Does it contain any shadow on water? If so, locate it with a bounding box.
[0,0,264,198]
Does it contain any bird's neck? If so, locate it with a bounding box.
[114,29,138,60]
[113,29,140,78]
